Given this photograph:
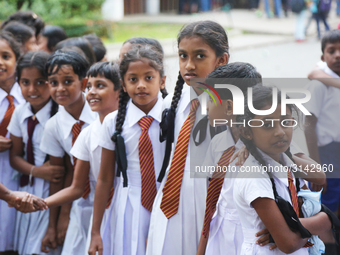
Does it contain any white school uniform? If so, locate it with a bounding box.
[203,129,243,255]
[8,100,60,255]
[303,63,340,147]
[70,116,116,254]
[99,94,165,255]
[0,83,25,252]
[233,151,308,255]
[40,98,96,255]
[146,85,211,255]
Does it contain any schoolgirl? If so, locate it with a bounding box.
[39,50,96,253]
[146,20,229,255]
[233,85,332,254]
[0,31,26,254]
[8,51,62,255]
[89,44,167,255]
[42,61,121,255]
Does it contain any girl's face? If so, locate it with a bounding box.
[86,75,120,115]
[37,35,51,53]
[178,36,228,85]
[19,67,50,113]
[246,104,294,162]
[123,59,165,114]
[119,42,132,61]
[0,39,17,83]
[47,65,85,108]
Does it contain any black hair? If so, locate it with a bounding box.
[321,29,340,53]
[54,37,96,65]
[83,34,107,62]
[41,25,67,52]
[123,37,164,55]
[17,50,50,81]
[114,44,167,136]
[158,21,230,181]
[0,31,21,60]
[2,21,35,47]
[16,51,58,118]
[206,62,262,100]
[87,61,121,91]
[236,85,298,169]
[1,11,44,38]
[46,50,90,80]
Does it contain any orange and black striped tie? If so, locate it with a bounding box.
[160,99,200,218]
[288,168,313,247]
[202,145,235,238]
[0,95,15,137]
[138,116,157,212]
[71,121,88,198]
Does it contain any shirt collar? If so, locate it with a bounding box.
[323,63,340,78]
[20,99,53,127]
[60,97,97,139]
[125,92,163,128]
[0,82,25,105]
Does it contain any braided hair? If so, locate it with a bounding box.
[158,21,230,181]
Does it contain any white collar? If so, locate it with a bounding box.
[0,82,25,105]
[90,117,102,152]
[320,62,340,78]
[20,100,52,127]
[59,97,97,139]
[125,92,163,128]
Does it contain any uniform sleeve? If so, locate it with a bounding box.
[40,117,65,157]
[303,80,327,118]
[234,171,274,206]
[7,107,22,137]
[98,112,117,151]
[70,127,89,161]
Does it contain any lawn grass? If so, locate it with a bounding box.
[103,22,185,43]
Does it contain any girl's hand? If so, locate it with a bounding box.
[41,226,57,253]
[88,233,103,255]
[310,180,327,193]
[56,212,70,245]
[229,145,249,166]
[0,136,12,152]
[8,192,48,212]
[255,228,277,250]
[35,161,65,183]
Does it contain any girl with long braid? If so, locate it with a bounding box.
[146,20,229,255]
[88,44,168,255]
[233,85,332,255]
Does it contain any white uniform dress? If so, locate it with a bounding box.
[70,116,116,254]
[146,85,211,255]
[233,151,308,255]
[8,100,60,255]
[0,83,25,252]
[99,95,165,255]
[40,98,96,255]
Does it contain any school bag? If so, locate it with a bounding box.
[318,0,332,12]
[291,0,306,13]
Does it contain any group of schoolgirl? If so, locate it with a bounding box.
[0,10,338,255]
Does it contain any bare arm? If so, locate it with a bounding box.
[88,148,115,255]
[45,159,90,208]
[308,68,340,89]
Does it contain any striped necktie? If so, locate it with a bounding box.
[138,116,157,211]
[20,116,39,187]
[160,99,200,219]
[202,145,235,238]
[288,168,313,248]
[0,95,15,137]
[71,121,88,198]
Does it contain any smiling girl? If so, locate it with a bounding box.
[89,44,168,255]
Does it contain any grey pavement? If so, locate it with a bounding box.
[105,8,340,60]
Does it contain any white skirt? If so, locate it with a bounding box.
[206,206,243,255]
[102,172,152,255]
[146,169,208,255]
[61,182,94,255]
